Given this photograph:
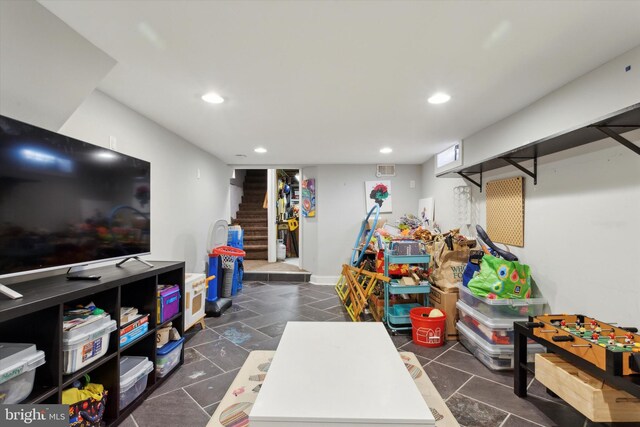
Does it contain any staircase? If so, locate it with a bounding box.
[234,170,268,260]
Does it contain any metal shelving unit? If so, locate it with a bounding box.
[383,252,430,334]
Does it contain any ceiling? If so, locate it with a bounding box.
[40,0,640,165]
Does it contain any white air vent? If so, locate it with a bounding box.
[376,164,396,177]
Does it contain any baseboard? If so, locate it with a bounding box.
[309,275,339,285]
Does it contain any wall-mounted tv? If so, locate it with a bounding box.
[0,115,151,278]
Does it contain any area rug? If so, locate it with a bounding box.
[207,350,459,427]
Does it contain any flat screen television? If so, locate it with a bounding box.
[0,115,151,278]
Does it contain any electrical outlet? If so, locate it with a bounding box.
[197,168,201,180]
[409,180,416,188]
[109,135,117,151]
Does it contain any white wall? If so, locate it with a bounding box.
[463,45,640,165]
[60,90,231,273]
[421,157,468,232]
[302,164,422,281]
[0,0,115,131]
[423,45,640,326]
[424,130,640,326]
[229,169,246,221]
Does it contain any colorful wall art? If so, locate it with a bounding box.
[301,178,316,217]
[365,180,392,213]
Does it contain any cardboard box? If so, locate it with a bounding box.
[429,285,459,341]
[156,323,172,348]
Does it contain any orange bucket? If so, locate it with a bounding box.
[409,307,446,347]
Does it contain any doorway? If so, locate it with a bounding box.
[274,169,301,268]
[230,168,306,273]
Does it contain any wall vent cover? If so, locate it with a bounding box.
[376,164,396,177]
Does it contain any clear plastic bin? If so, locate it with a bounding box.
[120,356,153,409]
[0,343,45,404]
[458,284,546,318]
[63,316,117,374]
[456,321,545,371]
[156,337,184,378]
[457,300,530,346]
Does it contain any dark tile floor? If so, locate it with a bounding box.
[123,281,636,427]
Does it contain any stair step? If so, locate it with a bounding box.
[239,203,264,210]
[244,234,267,241]
[244,251,268,260]
[236,217,267,223]
[236,209,266,215]
[236,214,268,221]
[243,238,268,246]
[244,244,268,250]
[242,197,266,204]
[236,219,268,226]
[243,226,268,236]
[243,189,267,196]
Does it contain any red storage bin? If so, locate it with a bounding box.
[410,307,446,348]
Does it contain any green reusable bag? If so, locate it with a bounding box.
[467,254,532,299]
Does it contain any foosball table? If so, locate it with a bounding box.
[514,314,640,399]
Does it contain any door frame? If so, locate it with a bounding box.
[267,168,303,266]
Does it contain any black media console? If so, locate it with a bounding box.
[0,261,185,426]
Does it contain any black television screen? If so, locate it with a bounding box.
[0,115,151,277]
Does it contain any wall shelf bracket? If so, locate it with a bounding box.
[457,171,482,192]
[500,156,538,185]
[594,126,640,155]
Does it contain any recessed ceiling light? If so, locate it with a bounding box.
[428,92,451,104]
[201,92,224,104]
[254,147,267,154]
[380,147,393,154]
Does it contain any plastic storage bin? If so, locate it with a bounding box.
[227,226,244,250]
[156,337,185,378]
[0,343,45,404]
[458,284,546,318]
[157,285,181,323]
[457,300,529,346]
[457,321,545,370]
[387,302,421,325]
[63,316,117,374]
[119,356,153,409]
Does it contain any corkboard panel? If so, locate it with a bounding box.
[486,176,524,247]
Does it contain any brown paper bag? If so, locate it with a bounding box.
[430,246,469,292]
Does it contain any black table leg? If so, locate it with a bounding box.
[514,327,528,397]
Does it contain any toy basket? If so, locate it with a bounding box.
[212,246,246,297]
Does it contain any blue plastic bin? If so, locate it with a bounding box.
[228,228,244,249]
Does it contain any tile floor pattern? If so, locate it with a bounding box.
[123,282,637,427]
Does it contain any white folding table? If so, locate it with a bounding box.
[250,322,435,427]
